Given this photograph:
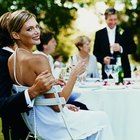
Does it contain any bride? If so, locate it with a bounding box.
[8,10,114,140]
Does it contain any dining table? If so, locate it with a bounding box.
[71,78,140,140]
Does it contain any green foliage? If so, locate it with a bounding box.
[0,0,76,62]
[0,0,75,35]
[122,1,140,62]
[0,0,140,62]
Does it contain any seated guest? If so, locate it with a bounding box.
[35,30,88,110]
[34,30,56,71]
[70,35,99,78]
[54,53,65,69]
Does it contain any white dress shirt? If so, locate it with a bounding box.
[106,26,116,46]
[106,26,123,53]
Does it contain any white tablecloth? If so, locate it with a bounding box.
[72,84,140,140]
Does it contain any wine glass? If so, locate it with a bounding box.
[78,70,87,84]
[104,64,112,79]
[70,56,77,66]
[110,65,118,84]
[110,45,115,61]
[59,67,67,79]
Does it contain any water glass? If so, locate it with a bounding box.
[104,64,112,79]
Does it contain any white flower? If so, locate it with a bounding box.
[118,27,124,35]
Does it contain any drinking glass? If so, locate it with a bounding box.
[110,64,118,84]
[104,64,112,79]
[59,67,67,79]
[70,56,77,66]
[78,70,87,84]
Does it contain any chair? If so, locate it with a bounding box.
[25,85,74,140]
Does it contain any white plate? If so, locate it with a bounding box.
[132,85,140,89]
[106,85,126,90]
[86,78,100,82]
[78,82,100,88]
[123,78,134,82]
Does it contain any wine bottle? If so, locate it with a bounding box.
[116,55,124,84]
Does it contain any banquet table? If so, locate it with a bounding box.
[72,80,140,140]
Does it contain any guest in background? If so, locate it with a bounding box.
[35,30,88,110]
[34,30,56,71]
[70,35,99,78]
[35,30,64,79]
[54,53,65,69]
[93,7,136,79]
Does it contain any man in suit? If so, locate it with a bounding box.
[93,7,136,79]
[0,12,55,140]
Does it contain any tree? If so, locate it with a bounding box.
[0,0,140,62]
[0,0,77,62]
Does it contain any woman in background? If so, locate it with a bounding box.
[70,35,99,78]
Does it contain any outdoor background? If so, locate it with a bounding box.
[0,0,140,63]
[0,0,140,139]
[0,119,4,139]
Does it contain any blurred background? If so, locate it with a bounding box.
[0,0,140,64]
[0,0,140,139]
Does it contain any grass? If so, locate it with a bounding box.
[0,118,4,140]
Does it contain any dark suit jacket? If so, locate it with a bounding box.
[93,26,136,79]
[0,48,31,139]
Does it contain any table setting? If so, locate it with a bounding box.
[71,75,140,140]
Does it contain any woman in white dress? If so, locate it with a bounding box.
[8,10,114,140]
[70,35,99,78]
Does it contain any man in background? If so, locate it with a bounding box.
[93,7,136,79]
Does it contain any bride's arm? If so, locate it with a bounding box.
[32,54,86,112]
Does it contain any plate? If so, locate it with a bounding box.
[132,85,140,89]
[106,85,126,90]
[86,78,100,82]
[78,83,101,89]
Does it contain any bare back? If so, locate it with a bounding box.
[8,48,52,86]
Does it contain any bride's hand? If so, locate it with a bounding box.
[70,61,86,78]
[55,78,66,87]
[65,104,80,112]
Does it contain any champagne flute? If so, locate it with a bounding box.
[110,44,115,61]
[59,67,67,79]
[70,56,77,66]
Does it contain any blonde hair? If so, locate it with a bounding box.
[74,35,91,51]
[8,10,36,33]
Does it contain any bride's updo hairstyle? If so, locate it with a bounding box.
[8,10,36,34]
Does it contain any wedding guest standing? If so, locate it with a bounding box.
[93,7,136,79]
